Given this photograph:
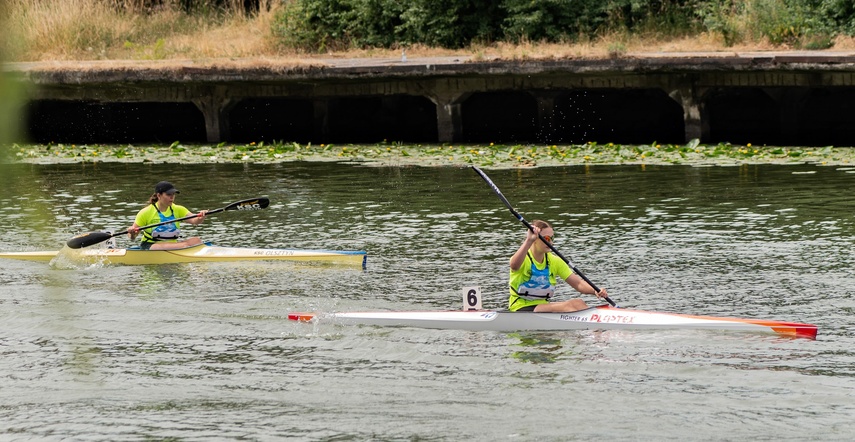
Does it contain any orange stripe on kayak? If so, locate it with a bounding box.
[287,312,316,322]
[768,324,818,339]
[593,306,818,339]
[722,319,818,339]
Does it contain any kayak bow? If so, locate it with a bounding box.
[288,305,817,339]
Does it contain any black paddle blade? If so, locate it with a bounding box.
[66,231,114,249]
[225,197,269,211]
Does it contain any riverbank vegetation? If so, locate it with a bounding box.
[3,0,855,62]
[8,140,855,168]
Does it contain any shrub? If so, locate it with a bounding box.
[270,0,855,51]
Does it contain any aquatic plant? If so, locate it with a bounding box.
[7,139,854,168]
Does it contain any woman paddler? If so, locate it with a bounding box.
[128,181,208,250]
[509,219,608,312]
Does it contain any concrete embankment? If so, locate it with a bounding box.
[7,51,855,147]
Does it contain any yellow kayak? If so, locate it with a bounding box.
[0,243,367,267]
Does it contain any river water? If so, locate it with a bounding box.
[0,161,853,440]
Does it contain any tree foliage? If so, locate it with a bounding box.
[271,0,855,52]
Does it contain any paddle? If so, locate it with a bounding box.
[471,166,617,307]
[66,197,270,249]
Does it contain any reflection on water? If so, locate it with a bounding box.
[1,162,854,439]
[508,333,566,364]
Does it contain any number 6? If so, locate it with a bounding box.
[462,286,482,311]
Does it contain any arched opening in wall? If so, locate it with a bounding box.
[552,89,684,144]
[229,98,314,143]
[462,91,538,143]
[800,88,855,147]
[706,89,780,145]
[24,100,205,144]
[324,95,437,143]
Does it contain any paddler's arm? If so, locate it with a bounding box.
[129,209,147,241]
[183,210,208,226]
[510,227,539,271]
[128,223,141,240]
[566,274,608,300]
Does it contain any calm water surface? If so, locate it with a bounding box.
[1,162,854,440]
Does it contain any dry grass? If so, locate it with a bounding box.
[4,0,284,61]
[830,35,855,50]
[164,17,275,59]
[5,0,855,67]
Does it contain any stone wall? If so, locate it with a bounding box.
[10,53,855,146]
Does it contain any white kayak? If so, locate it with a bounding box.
[0,243,367,267]
[288,305,818,339]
